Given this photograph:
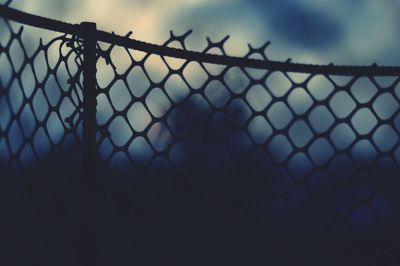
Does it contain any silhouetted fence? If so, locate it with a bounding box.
[3,4,400,265]
[1,4,400,235]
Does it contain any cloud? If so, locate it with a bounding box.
[249,0,344,49]
[7,0,400,65]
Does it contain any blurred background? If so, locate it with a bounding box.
[3,0,400,65]
[1,1,400,265]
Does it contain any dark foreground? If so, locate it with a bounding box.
[1,157,400,266]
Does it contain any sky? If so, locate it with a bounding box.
[3,0,400,66]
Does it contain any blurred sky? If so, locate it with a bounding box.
[4,0,400,65]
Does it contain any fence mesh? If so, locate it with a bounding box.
[1,9,400,264]
[0,18,84,170]
[91,29,400,231]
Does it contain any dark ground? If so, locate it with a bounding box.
[1,155,400,266]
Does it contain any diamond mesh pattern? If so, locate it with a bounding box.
[1,17,400,236]
[0,18,84,169]
[95,31,400,230]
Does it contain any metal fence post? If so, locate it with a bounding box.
[80,21,97,265]
[81,22,97,182]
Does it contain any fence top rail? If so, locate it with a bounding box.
[1,5,400,76]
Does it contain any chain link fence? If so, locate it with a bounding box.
[0,20,84,169]
[1,5,400,265]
